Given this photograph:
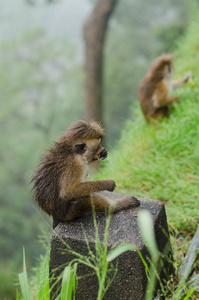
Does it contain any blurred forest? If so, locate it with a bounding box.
[0,0,198,298]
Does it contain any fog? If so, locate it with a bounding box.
[0,0,91,43]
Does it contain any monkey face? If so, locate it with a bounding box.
[75,138,108,163]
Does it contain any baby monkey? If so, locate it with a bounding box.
[32,120,139,227]
[138,54,191,121]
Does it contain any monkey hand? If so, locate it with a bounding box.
[105,180,116,192]
[173,96,179,102]
[184,71,193,83]
[99,147,108,160]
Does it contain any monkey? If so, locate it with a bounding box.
[31,120,140,228]
[138,54,191,122]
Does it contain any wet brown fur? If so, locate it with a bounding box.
[138,54,190,121]
[31,120,139,227]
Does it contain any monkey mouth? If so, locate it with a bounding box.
[93,153,100,161]
[93,157,99,161]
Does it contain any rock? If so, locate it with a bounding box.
[49,192,173,299]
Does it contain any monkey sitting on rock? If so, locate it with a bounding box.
[32,120,139,228]
[138,54,191,122]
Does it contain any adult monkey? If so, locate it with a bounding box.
[32,120,139,228]
[138,54,191,121]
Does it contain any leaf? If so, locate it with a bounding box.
[107,243,136,262]
[37,253,50,300]
[16,289,19,300]
[183,289,195,300]
[60,266,71,300]
[18,248,31,300]
[138,210,159,258]
[60,264,77,300]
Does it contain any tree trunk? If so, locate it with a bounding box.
[83,0,118,123]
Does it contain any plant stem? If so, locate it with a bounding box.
[97,261,108,300]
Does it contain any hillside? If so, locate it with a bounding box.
[15,12,199,300]
[96,15,199,233]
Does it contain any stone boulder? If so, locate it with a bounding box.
[50,192,173,299]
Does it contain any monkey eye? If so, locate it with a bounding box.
[75,142,87,155]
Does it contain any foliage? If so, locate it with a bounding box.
[17,248,77,300]
[18,249,31,300]
[138,210,163,300]
[154,22,187,52]
[95,13,199,234]
[104,0,198,145]
[97,79,199,232]
[96,10,199,229]
[174,15,199,76]
[0,28,83,297]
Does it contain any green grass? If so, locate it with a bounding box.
[95,14,199,234]
[17,248,77,300]
[96,80,199,233]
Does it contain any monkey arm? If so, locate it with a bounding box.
[155,95,179,107]
[165,95,179,104]
[61,180,116,200]
[172,74,191,89]
[153,81,179,107]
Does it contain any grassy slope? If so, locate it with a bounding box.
[96,15,199,233]
[18,15,199,300]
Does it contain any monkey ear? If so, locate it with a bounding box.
[75,142,86,154]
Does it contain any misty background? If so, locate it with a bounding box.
[0,0,198,298]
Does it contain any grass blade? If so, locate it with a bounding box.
[138,210,159,258]
[60,264,77,300]
[18,248,31,300]
[107,243,136,262]
[37,253,50,300]
[16,289,19,300]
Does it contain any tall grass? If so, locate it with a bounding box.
[16,248,77,300]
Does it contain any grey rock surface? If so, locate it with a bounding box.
[50,192,173,299]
